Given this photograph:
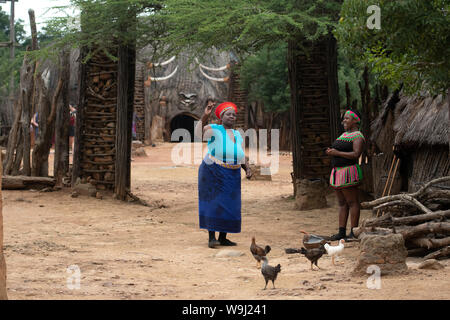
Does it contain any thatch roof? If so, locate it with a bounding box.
[371,92,449,149]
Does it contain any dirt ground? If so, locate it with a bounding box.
[2,143,449,300]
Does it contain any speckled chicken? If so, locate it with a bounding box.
[261,256,281,290]
[250,236,271,269]
[300,245,326,270]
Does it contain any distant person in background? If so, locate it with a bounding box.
[31,112,39,147]
[69,105,77,152]
[132,111,137,140]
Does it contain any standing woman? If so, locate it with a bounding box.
[326,109,365,240]
[196,100,252,248]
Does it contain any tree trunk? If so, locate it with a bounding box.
[71,47,87,187]
[115,42,135,200]
[287,39,302,196]
[288,33,340,197]
[32,55,65,177]
[359,66,371,160]
[54,49,70,186]
[31,77,52,177]
[4,10,39,177]
[11,128,23,175]
[4,95,22,175]
[0,153,8,299]
[21,9,39,176]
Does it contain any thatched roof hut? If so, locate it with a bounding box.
[371,92,449,195]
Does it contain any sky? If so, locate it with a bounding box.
[1,0,75,36]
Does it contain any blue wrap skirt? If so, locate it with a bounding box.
[198,155,242,233]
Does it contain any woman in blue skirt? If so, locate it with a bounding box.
[196,100,253,248]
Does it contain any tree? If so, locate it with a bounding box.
[158,0,340,56]
[335,0,450,95]
[38,0,164,61]
[0,6,27,94]
[239,42,290,113]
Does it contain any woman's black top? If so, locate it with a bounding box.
[331,131,365,168]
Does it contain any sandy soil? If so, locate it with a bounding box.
[2,143,449,300]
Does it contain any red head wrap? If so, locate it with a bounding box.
[215,102,238,119]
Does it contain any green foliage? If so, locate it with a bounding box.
[0,6,27,94]
[38,0,166,62]
[335,0,450,95]
[338,56,362,109]
[159,0,341,59]
[41,0,341,59]
[239,43,290,113]
[239,41,367,113]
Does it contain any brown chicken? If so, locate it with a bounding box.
[250,237,271,269]
[300,245,326,270]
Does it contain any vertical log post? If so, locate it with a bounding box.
[54,49,70,186]
[71,48,87,187]
[115,43,135,200]
[21,9,40,176]
[0,152,8,300]
[288,38,302,197]
[327,33,341,143]
[114,9,136,200]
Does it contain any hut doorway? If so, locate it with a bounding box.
[169,113,199,142]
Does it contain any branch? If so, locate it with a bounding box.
[400,222,450,240]
[391,210,450,226]
[423,246,450,260]
[362,176,450,212]
[363,194,432,214]
[409,237,450,250]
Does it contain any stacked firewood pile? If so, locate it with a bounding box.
[296,41,333,181]
[228,68,247,130]
[80,51,118,191]
[134,64,145,142]
[356,176,450,260]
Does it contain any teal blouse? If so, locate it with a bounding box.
[206,124,245,164]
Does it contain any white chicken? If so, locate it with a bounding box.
[324,239,345,265]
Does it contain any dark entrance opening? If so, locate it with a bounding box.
[170,113,198,142]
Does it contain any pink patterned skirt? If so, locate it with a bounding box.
[330,164,363,189]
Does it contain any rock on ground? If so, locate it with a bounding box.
[352,233,408,276]
[418,259,444,270]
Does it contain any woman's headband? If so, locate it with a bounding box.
[346,110,361,124]
[215,102,238,119]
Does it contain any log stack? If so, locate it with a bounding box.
[297,41,332,180]
[133,64,145,142]
[80,51,118,191]
[227,65,248,130]
[357,176,450,260]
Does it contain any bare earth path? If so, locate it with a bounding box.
[3,143,449,299]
